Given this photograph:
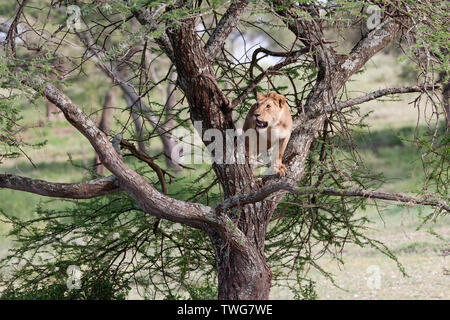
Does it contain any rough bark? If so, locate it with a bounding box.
[0,174,119,199]
[204,0,248,60]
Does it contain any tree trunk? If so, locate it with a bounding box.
[211,233,272,300]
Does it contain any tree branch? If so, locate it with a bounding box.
[119,138,173,195]
[339,15,401,81]
[0,174,120,199]
[166,17,232,131]
[307,187,449,212]
[204,0,248,61]
[272,1,321,49]
[217,182,450,213]
[314,84,440,117]
[216,182,295,213]
[303,13,404,118]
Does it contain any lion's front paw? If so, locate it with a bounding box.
[276,163,286,177]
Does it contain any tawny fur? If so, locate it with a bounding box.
[243,92,293,177]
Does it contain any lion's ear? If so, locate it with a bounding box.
[277,94,286,108]
[268,92,277,99]
[257,93,265,101]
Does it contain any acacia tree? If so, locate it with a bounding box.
[0,1,448,299]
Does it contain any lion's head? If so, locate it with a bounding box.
[251,92,287,131]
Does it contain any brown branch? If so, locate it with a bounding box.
[204,0,248,60]
[166,17,232,131]
[0,174,120,199]
[216,182,295,213]
[119,139,172,195]
[217,183,450,213]
[5,0,28,56]
[313,84,440,118]
[339,15,402,81]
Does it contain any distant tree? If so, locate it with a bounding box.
[93,87,117,174]
[0,1,448,299]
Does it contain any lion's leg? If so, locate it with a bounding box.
[272,136,289,177]
[245,133,260,181]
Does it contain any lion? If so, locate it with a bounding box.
[243,92,293,177]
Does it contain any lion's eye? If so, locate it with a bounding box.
[265,105,270,109]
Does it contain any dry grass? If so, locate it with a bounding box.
[270,205,450,300]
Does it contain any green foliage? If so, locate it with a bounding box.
[0,179,217,299]
[0,94,47,165]
[292,279,318,300]
[186,281,218,300]
[1,273,129,300]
